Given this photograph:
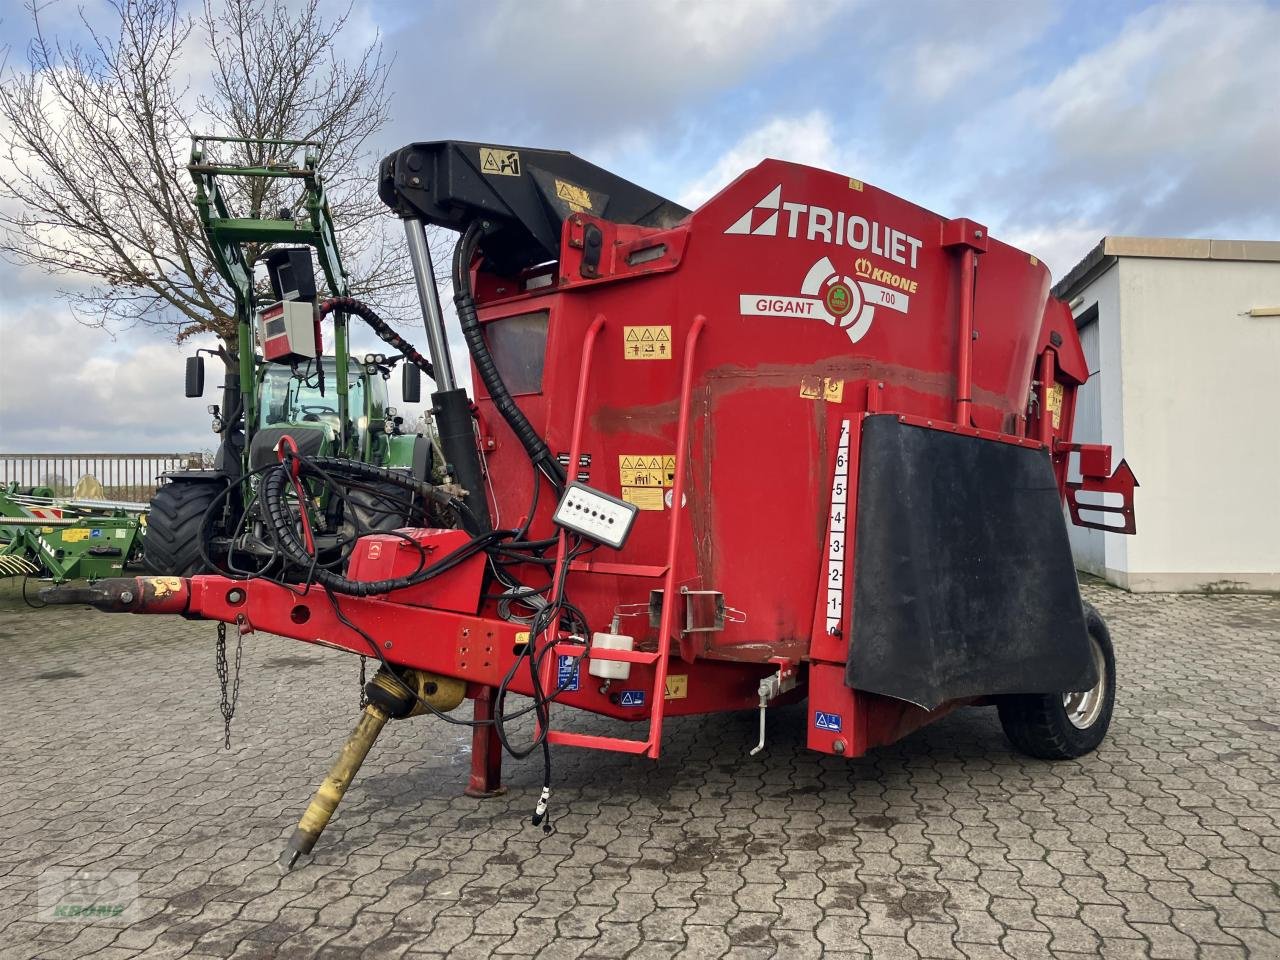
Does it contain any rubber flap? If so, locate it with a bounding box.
[847,415,1096,709]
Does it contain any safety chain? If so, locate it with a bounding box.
[215,620,243,749]
[358,656,369,709]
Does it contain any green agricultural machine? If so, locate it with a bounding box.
[0,484,146,583]
[145,137,438,576]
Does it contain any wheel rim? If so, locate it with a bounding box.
[1063,634,1107,730]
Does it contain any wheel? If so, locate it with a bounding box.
[144,481,220,576]
[998,601,1115,760]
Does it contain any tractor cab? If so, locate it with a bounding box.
[255,357,394,466]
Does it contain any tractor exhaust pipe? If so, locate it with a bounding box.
[39,576,191,614]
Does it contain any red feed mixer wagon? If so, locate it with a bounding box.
[48,141,1137,868]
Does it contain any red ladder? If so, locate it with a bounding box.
[541,314,706,759]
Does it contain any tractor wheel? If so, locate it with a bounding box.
[144,481,220,576]
[997,601,1115,760]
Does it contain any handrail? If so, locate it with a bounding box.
[646,314,706,758]
[538,314,607,739]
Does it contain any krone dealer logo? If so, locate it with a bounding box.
[740,256,911,344]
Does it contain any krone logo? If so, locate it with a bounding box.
[738,256,913,344]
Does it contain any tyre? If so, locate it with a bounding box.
[144,481,220,576]
[998,601,1115,760]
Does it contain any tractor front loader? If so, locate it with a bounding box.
[46,140,1138,871]
[144,136,447,578]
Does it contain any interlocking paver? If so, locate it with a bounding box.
[1,581,1277,958]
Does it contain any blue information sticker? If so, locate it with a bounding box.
[619,690,646,707]
[815,711,843,732]
[557,655,580,692]
[90,528,103,538]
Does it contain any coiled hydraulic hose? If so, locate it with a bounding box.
[259,455,495,596]
[319,297,434,381]
[452,223,566,489]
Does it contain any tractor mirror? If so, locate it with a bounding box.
[401,362,421,404]
[185,356,205,398]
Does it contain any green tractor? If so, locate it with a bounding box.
[145,136,435,576]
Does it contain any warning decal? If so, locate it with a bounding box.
[664,675,688,700]
[618,454,676,488]
[479,147,521,177]
[620,690,646,707]
[623,325,671,360]
[1047,382,1064,429]
[62,528,89,542]
[800,376,845,403]
[554,178,593,213]
[622,487,664,511]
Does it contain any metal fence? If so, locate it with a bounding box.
[0,453,211,503]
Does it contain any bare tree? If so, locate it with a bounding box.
[0,0,414,348]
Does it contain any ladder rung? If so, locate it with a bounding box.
[552,642,660,665]
[590,648,660,664]
[549,730,651,754]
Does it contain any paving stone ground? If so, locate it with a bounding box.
[0,579,1277,959]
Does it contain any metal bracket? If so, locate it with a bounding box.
[749,660,800,756]
[648,588,746,634]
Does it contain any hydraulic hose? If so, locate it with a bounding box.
[452,223,566,489]
[259,456,495,596]
[319,297,434,381]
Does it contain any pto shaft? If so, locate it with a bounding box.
[278,667,464,870]
[279,703,390,871]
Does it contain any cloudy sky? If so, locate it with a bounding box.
[0,0,1277,453]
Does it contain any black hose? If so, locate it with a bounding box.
[452,223,566,489]
[319,297,434,381]
[259,456,493,595]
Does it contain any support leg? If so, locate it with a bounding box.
[465,686,505,798]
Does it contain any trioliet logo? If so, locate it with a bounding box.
[724,184,923,270]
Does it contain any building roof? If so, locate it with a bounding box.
[1052,236,1280,301]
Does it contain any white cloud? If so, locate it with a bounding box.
[960,2,1280,238]
[677,111,863,209]
[387,0,844,148]
[0,305,218,452]
[903,1,1055,103]
[1000,222,1104,280]
[0,301,439,453]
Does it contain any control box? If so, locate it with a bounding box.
[258,300,320,364]
[552,482,639,550]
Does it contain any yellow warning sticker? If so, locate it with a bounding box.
[149,576,183,596]
[1047,382,1064,429]
[479,146,521,177]
[622,487,665,511]
[514,631,530,648]
[554,178,593,213]
[61,528,89,542]
[623,325,672,361]
[664,675,688,700]
[848,178,864,191]
[800,376,844,402]
[618,454,676,488]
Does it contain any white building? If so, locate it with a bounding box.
[1052,237,1280,593]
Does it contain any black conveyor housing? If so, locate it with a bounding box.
[379,141,689,275]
